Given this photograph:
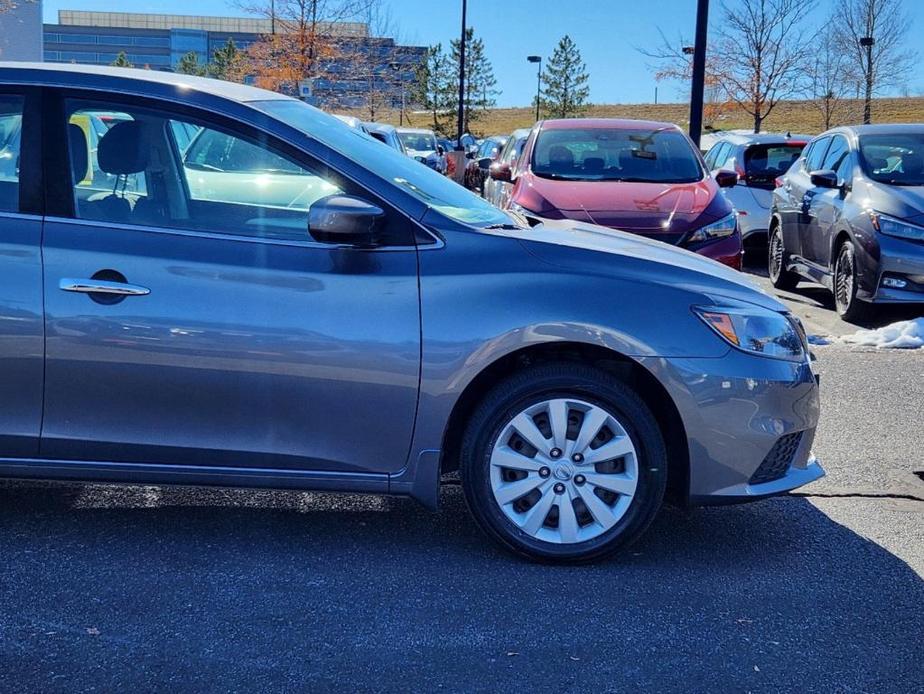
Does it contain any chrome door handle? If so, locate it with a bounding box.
[59,278,150,296]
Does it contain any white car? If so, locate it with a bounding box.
[704,132,809,253]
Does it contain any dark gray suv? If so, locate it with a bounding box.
[0,63,822,562]
[769,124,924,321]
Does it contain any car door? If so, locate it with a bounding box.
[0,88,43,458]
[781,136,831,260]
[802,134,850,268]
[40,91,421,476]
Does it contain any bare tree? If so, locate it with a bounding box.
[802,36,861,130]
[712,0,817,133]
[335,3,408,121]
[832,0,918,123]
[238,0,373,94]
[637,29,733,129]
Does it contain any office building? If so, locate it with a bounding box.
[43,10,425,107]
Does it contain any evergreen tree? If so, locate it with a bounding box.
[541,35,590,118]
[413,44,454,134]
[209,38,243,81]
[449,28,499,134]
[110,51,133,69]
[176,51,206,76]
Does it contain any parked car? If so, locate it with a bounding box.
[464,135,508,193]
[705,132,808,252]
[496,118,743,268]
[484,128,530,208]
[769,124,924,321]
[396,127,446,174]
[0,62,823,562]
[362,121,406,153]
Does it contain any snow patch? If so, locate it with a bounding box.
[840,318,924,350]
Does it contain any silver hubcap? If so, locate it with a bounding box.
[489,398,639,545]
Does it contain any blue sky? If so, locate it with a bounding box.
[43,0,924,106]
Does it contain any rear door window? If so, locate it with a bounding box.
[804,137,831,172]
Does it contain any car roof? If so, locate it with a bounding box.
[539,117,682,131]
[712,131,812,145]
[828,123,924,136]
[0,61,288,104]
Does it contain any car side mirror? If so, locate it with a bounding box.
[437,145,445,155]
[308,195,385,247]
[478,157,493,169]
[810,169,838,189]
[489,162,513,183]
[714,169,739,188]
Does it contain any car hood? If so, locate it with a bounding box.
[507,218,785,312]
[858,180,924,221]
[524,175,723,242]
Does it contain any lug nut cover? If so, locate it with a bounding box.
[553,483,565,494]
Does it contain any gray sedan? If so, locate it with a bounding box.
[0,62,822,562]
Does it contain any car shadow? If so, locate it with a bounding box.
[0,481,921,691]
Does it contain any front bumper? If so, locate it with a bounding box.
[639,348,823,505]
[863,233,924,303]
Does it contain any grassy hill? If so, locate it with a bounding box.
[348,96,924,138]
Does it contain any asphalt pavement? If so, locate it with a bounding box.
[1,268,922,692]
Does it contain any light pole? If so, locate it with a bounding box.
[456,0,467,150]
[528,55,541,122]
[687,0,709,146]
[860,36,875,124]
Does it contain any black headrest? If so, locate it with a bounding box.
[548,145,574,167]
[97,120,148,175]
[584,156,605,172]
[67,123,88,184]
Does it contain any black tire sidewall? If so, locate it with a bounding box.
[460,364,667,563]
[835,242,866,321]
[769,226,798,290]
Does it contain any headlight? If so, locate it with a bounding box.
[693,306,806,361]
[869,212,924,241]
[686,212,737,244]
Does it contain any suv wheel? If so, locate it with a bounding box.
[834,241,869,323]
[768,225,799,291]
[460,363,667,563]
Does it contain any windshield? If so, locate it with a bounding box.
[531,126,704,183]
[398,131,437,153]
[858,133,924,186]
[252,100,512,226]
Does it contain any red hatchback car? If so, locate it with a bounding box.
[491,119,743,268]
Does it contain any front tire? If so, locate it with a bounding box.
[834,241,870,323]
[768,224,799,291]
[460,363,667,563]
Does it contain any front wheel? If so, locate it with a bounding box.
[460,363,667,563]
[834,241,870,323]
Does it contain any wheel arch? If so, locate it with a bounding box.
[439,341,690,505]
